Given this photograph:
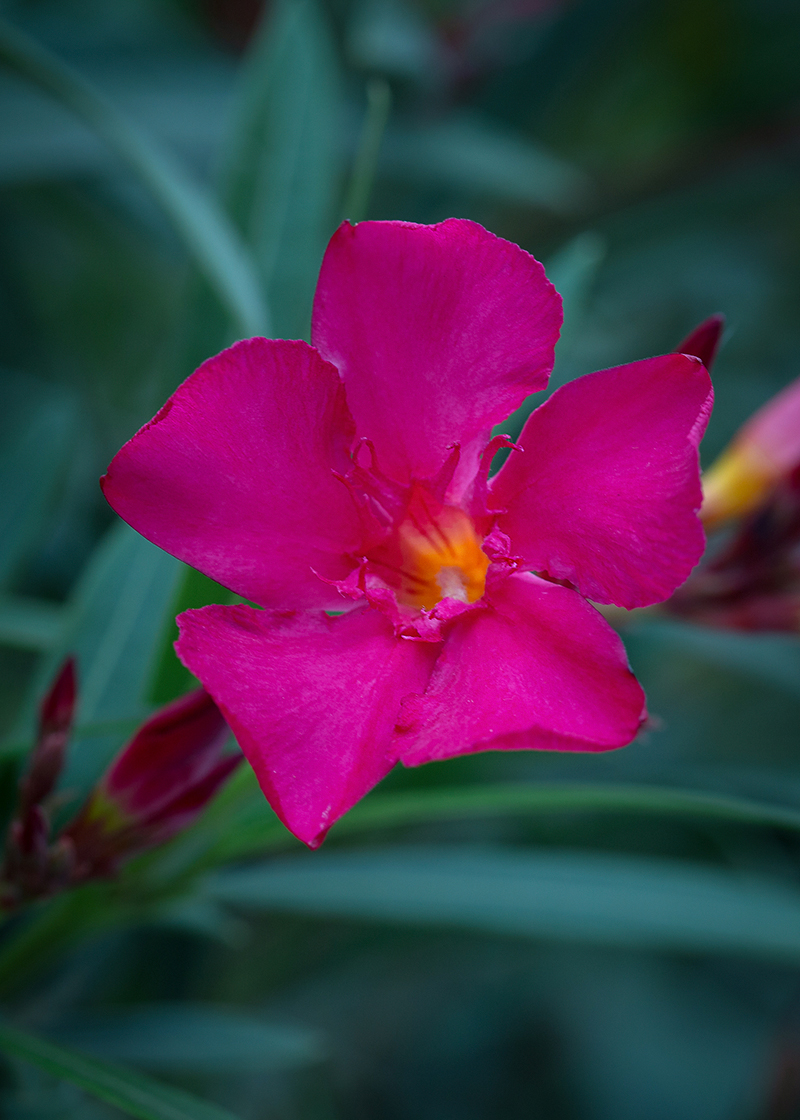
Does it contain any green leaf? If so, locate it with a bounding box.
[208,846,800,962]
[155,777,800,883]
[0,886,123,998]
[51,1005,323,1074]
[220,0,346,339]
[0,594,65,651]
[381,113,591,213]
[0,389,77,591]
[48,522,183,725]
[342,78,392,222]
[10,521,183,798]
[492,231,606,457]
[149,566,238,706]
[0,16,268,338]
[626,619,800,700]
[0,1021,240,1120]
[335,782,800,837]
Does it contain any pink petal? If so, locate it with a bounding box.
[175,603,439,847]
[396,573,646,765]
[312,219,561,497]
[490,354,713,608]
[102,338,363,610]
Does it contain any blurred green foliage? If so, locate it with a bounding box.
[0,0,799,1116]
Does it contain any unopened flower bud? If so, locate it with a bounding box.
[676,314,725,373]
[64,689,239,880]
[702,374,800,530]
[1,659,77,907]
[19,657,75,814]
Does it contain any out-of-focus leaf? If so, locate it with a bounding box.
[149,566,238,706]
[493,231,606,454]
[0,390,76,590]
[0,50,234,184]
[208,846,800,962]
[51,1005,324,1074]
[346,0,438,81]
[342,77,391,223]
[10,521,183,799]
[0,886,122,999]
[0,1021,240,1120]
[626,619,800,701]
[0,16,268,338]
[151,898,250,948]
[220,0,345,340]
[0,595,65,651]
[48,522,183,725]
[546,231,607,362]
[334,782,800,837]
[381,113,591,213]
[147,776,800,881]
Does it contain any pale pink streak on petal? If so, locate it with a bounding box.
[490,354,713,608]
[102,338,363,610]
[396,573,646,765]
[175,604,439,848]
[312,219,562,496]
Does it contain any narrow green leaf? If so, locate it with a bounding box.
[149,566,238,706]
[0,1021,240,1120]
[381,113,591,212]
[153,777,800,883]
[0,391,76,590]
[342,78,392,222]
[51,1005,323,1074]
[626,619,800,700]
[0,887,122,998]
[11,522,183,798]
[220,0,345,339]
[0,16,268,338]
[45,523,183,723]
[492,231,606,458]
[335,781,800,837]
[0,594,65,651]
[208,846,800,963]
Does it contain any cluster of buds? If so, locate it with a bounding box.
[665,316,800,632]
[0,663,240,910]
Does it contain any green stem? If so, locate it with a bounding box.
[0,17,269,338]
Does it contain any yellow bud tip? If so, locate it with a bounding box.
[701,440,777,530]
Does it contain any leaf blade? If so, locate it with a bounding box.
[0,15,268,337]
[0,1021,240,1120]
[208,845,800,962]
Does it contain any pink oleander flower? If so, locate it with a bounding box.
[102,219,713,848]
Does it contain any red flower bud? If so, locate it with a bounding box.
[64,689,240,880]
[702,373,800,531]
[1,658,77,908]
[19,657,76,814]
[668,463,800,632]
[675,314,725,373]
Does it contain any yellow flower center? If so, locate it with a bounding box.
[396,500,489,610]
